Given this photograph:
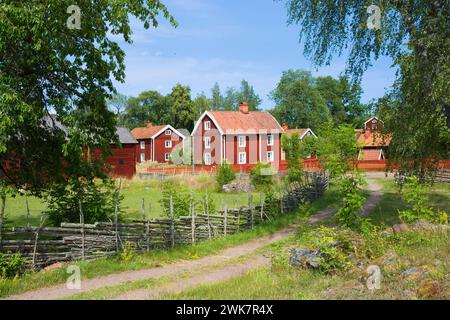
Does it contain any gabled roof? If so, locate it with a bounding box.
[131,125,166,140]
[131,124,186,140]
[177,128,190,138]
[283,128,317,139]
[193,111,282,135]
[116,127,138,144]
[357,133,392,147]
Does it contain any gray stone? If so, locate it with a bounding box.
[411,219,437,231]
[289,248,321,269]
[402,266,422,278]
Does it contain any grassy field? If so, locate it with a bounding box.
[3,174,264,227]
[0,184,341,298]
[157,177,450,300]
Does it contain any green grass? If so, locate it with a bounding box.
[157,177,450,300]
[3,177,261,227]
[0,185,340,298]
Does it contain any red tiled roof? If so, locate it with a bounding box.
[357,133,392,147]
[131,125,166,140]
[359,149,383,160]
[209,111,282,132]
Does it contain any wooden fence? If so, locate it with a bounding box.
[0,173,329,269]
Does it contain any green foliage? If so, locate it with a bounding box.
[282,133,303,182]
[398,176,447,224]
[0,0,176,192]
[196,191,216,216]
[263,189,281,219]
[0,253,27,279]
[119,242,137,263]
[309,226,352,274]
[45,177,122,226]
[216,162,236,191]
[283,0,449,178]
[270,70,331,130]
[209,80,261,111]
[160,180,191,218]
[335,175,370,231]
[250,163,275,192]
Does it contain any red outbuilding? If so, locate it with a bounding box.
[131,123,187,163]
[356,117,392,160]
[191,102,283,171]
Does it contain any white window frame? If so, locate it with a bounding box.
[204,121,211,131]
[238,152,246,164]
[165,129,172,135]
[204,153,212,165]
[267,134,274,146]
[165,140,172,148]
[204,137,211,149]
[267,151,274,162]
[164,153,170,161]
[238,135,246,147]
[140,153,146,162]
[140,141,145,150]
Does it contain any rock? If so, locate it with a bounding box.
[411,219,437,231]
[222,179,253,193]
[380,229,391,237]
[402,290,417,300]
[289,248,321,269]
[42,262,64,272]
[383,250,397,265]
[402,267,423,280]
[392,223,410,234]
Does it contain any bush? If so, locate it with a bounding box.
[335,174,370,232]
[45,177,123,226]
[250,162,275,192]
[160,179,191,218]
[216,161,236,191]
[398,176,447,223]
[119,242,137,263]
[0,253,27,279]
[195,190,216,215]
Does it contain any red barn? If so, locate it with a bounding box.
[105,127,138,178]
[356,117,392,160]
[191,102,283,171]
[131,123,187,163]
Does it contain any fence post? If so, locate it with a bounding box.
[26,195,30,228]
[191,201,196,245]
[79,199,85,261]
[206,192,212,240]
[170,195,175,248]
[32,212,45,268]
[141,198,146,221]
[259,193,263,221]
[224,200,228,236]
[114,197,119,255]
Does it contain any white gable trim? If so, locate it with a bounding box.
[364,117,383,127]
[300,128,317,139]
[191,111,224,136]
[150,125,186,140]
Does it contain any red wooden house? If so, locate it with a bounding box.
[131,123,187,163]
[191,102,283,170]
[356,117,392,160]
[103,127,138,178]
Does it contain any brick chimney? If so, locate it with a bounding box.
[146,122,153,128]
[282,122,289,132]
[239,102,249,114]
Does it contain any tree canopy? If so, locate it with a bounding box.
[282,0,449,177]
[0,0,176,192]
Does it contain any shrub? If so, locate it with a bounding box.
[45,177,123,226]
[263,189,281,219]
[216,161,236,191]
[119,242,137,263]
[398,176,447,223]
[335,174,370,232]
[250,162,274,192]
[160,179,191,218]
[0,253,27,279]
[195,190,216,216]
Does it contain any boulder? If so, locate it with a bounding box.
[411,219,438,231]
[222,179,253,193]
[392,223,410,234]
[289,248,321,269]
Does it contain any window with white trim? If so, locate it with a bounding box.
[165,129,172,135]
[238,152,246,164]
[204,153,212,165]
[140,141,145,150]
[140,153,145,162]
[267,134,274,146]
[165,140,172,148]
[204,137,211,149]
[238,136,246,147]
[267,151,274,162]
[165,153,170,161]
[204,121,211,131]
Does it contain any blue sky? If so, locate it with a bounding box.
[113,0,397,109]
